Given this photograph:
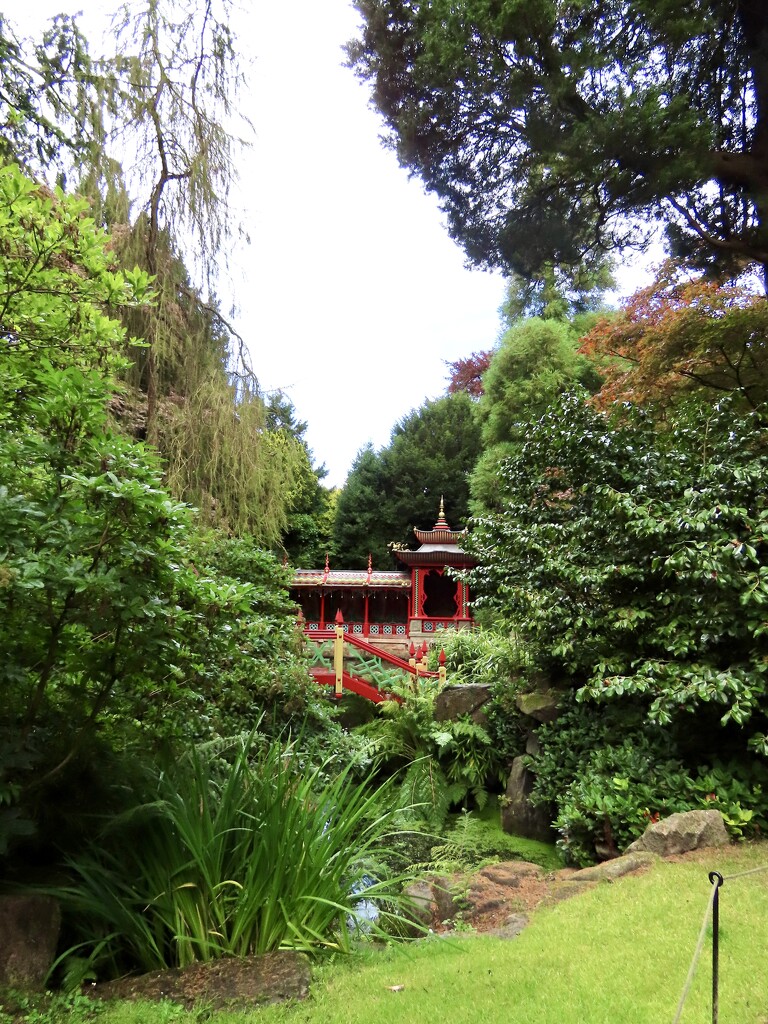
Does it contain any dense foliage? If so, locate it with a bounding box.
[358,664,509,830]
[527,695,768,865]
[46,734,414,982]
[0,165,327,867]
[464,387,768,858]
[0,5,431,983]
[468,392,768,738]
[428,627,531,770]
[348,0,768,283]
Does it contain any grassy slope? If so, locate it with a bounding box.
[97,842,768,1024]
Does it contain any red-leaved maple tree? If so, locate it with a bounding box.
[580,264,768,412]
[445,350,493,397]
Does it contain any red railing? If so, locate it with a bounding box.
[306,612,445,701]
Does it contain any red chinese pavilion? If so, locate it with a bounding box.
[291,500,475,655]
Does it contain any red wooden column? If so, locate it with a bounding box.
[363,554,372,637]
[319,553,330,629]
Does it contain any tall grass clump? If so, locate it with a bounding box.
[46,733,416,981]
[429,625,532,682]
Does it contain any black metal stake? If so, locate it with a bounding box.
[709,871,724,1024]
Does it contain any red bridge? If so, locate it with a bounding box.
[307,612,446,703]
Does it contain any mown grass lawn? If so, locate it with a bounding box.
[247,842,767,1024]
[32,842,768,1024]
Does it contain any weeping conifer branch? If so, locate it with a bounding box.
[4,7,304,549]
[71,0,252,436]
[108,0,249,280]
[162,379,311,545]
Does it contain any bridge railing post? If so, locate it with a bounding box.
[417,642,428,676]
[334,610,345,698]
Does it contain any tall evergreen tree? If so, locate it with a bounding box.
[332,445,389,569]
[334,393,482,567]
[470,317,602,513]
[348,1,768,285]
[265,391,336,566]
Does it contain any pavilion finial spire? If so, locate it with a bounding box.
[433,495,450,531]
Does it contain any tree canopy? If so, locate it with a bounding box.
[348,0,768,284]
[0,5,315,547]
[477,317,601,448]
[468,315,602,511]
[581,263,768,413]
[465,390,768,750]
[446,349,493,398]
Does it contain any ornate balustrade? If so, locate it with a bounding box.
[416,617,473,634]
[303,620,407,639]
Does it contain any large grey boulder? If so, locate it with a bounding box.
[515,690,560,724]
[500,756,553,842]
[434,684,493,725]
[626,810,730,857]
[0,895,61,991]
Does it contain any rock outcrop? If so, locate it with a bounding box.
[514,689,560,724]
[501,756,553,842]
[568,851,659,882]
[434,684,493,725]
[626,810,730,857]
[91,952,312,1010]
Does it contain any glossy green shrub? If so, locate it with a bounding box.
[528,697,768,865]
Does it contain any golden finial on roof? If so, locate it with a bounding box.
[434,495,450,531]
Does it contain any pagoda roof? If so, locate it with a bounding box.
[413,527,467,545]
[291,499,476,583]
[395,548,476,566]
[395,497,477,567]
[291,568,410,589]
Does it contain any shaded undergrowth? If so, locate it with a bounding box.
[37,734,420,985]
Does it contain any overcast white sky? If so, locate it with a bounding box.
[229,0,513,486]
[19,0,653,487]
